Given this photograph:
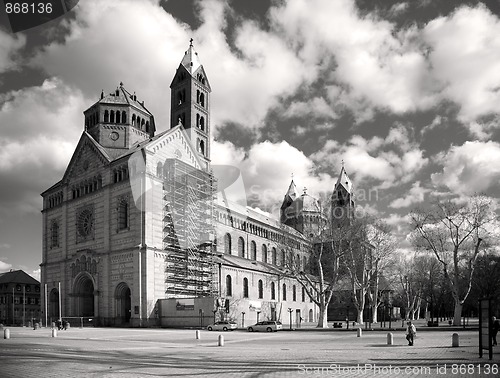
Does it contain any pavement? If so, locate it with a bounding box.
[0,324,499,377]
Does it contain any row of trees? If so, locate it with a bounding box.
[279,195,499,328]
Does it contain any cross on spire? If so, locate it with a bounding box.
[189,38,193,46]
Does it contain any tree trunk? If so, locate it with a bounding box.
[453,301,463,326]
[316,304,329,328]
[371,304,378,323]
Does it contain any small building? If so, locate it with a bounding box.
[0,270,41,326]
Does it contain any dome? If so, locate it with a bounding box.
[300,193,321,213]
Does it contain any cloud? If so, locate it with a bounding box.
[0,29,26,73]
[423,5,500,123]
[212,139,335,215]
[0,78,86,213]
[0,260,12,272]
[283,97,338,120]
[311,125,428,188]
[431,141,500,195]
[30,268,40,281]
[389,181,429,208]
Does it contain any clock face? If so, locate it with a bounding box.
[109,131,119,141]
[77,208,94,237]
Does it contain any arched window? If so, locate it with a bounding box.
[243,277,249,298]
[145,121,149,133]
[270,282,275,300]
[132,114,136,126]
[261,244,267,263]
[224,233,231,255]
[196,90,200,104]
[302,287,306,302]
[200,116,205,131]
[196,113,200,128]
[122,111,127,124]
[137,117,141,128]
[281,250,286,266]
[238,237,245,258]
[116,110,121,123]
[258,280,263,299]
[282,283,287,301]
[226,275,232,297]
[118,199,129,230]
[200,140,205,155]
[250,241,257,260]
[110,110,115,123]
[200,93,205,107]
[141,119,145,130]
[50,221,59,248]
[292,285,297,301]
[272,247,277,265]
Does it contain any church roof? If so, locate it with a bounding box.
[0,270,39,285]
[335,165,353,193]
[299,192,322,213]
[93,83,153,116]
[181,41,202,74]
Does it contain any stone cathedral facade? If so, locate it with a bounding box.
[40,43,352,327]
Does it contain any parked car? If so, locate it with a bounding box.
[206,321,238,331]
[247,321,283,332]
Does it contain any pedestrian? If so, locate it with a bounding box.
[406,321,416,346]
[492,316,500,346]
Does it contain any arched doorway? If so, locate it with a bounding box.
[309,309,313,322]
[73,273,95,317]
[115,282,131,324]
[49,288,60,320]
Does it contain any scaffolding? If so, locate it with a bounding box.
[163,159,218,298]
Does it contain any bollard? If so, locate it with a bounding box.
[357,328,362,337]
[51,328,57,338]
[387,332,393,345]
[218,334,224,347]
[4,328,10,339]
[452,333,459,347]
[196,330,201,340]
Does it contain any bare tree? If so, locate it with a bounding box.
[365,220,397,323]
[410,195,499,325]
[279,215,358,328]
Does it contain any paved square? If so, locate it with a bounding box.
[1,326,499,377]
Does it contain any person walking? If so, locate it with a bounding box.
[492,316,500,346]
[406,321,417,346]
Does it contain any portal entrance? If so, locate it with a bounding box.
[115,282,131,323]
[73,273,95,317]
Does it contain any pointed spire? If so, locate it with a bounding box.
[285,179,297,200]
[181,38,202,74]
[336,162,353,193]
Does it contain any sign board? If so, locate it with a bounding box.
[249,301,261,311]
[478,298,493,360]
[176,298,195,311]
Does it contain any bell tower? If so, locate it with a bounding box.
[331,162,355,226]
[170,39,211,168]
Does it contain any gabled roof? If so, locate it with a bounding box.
[0,270,39,285]
[61,132,113,184]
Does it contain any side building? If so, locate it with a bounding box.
[40,42,319,327]
[0,270,41,326]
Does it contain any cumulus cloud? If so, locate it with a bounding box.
[0,78,86,213]
[423,5,500,123]
[431,141,500,195]
[212,139,335,215]
[311,125,428,188]
[389,181,429,208]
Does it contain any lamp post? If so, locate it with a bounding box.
[288,308,293,330]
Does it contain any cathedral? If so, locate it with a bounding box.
[40,42,354,327]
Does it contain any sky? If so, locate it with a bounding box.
[1,0,500,280]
